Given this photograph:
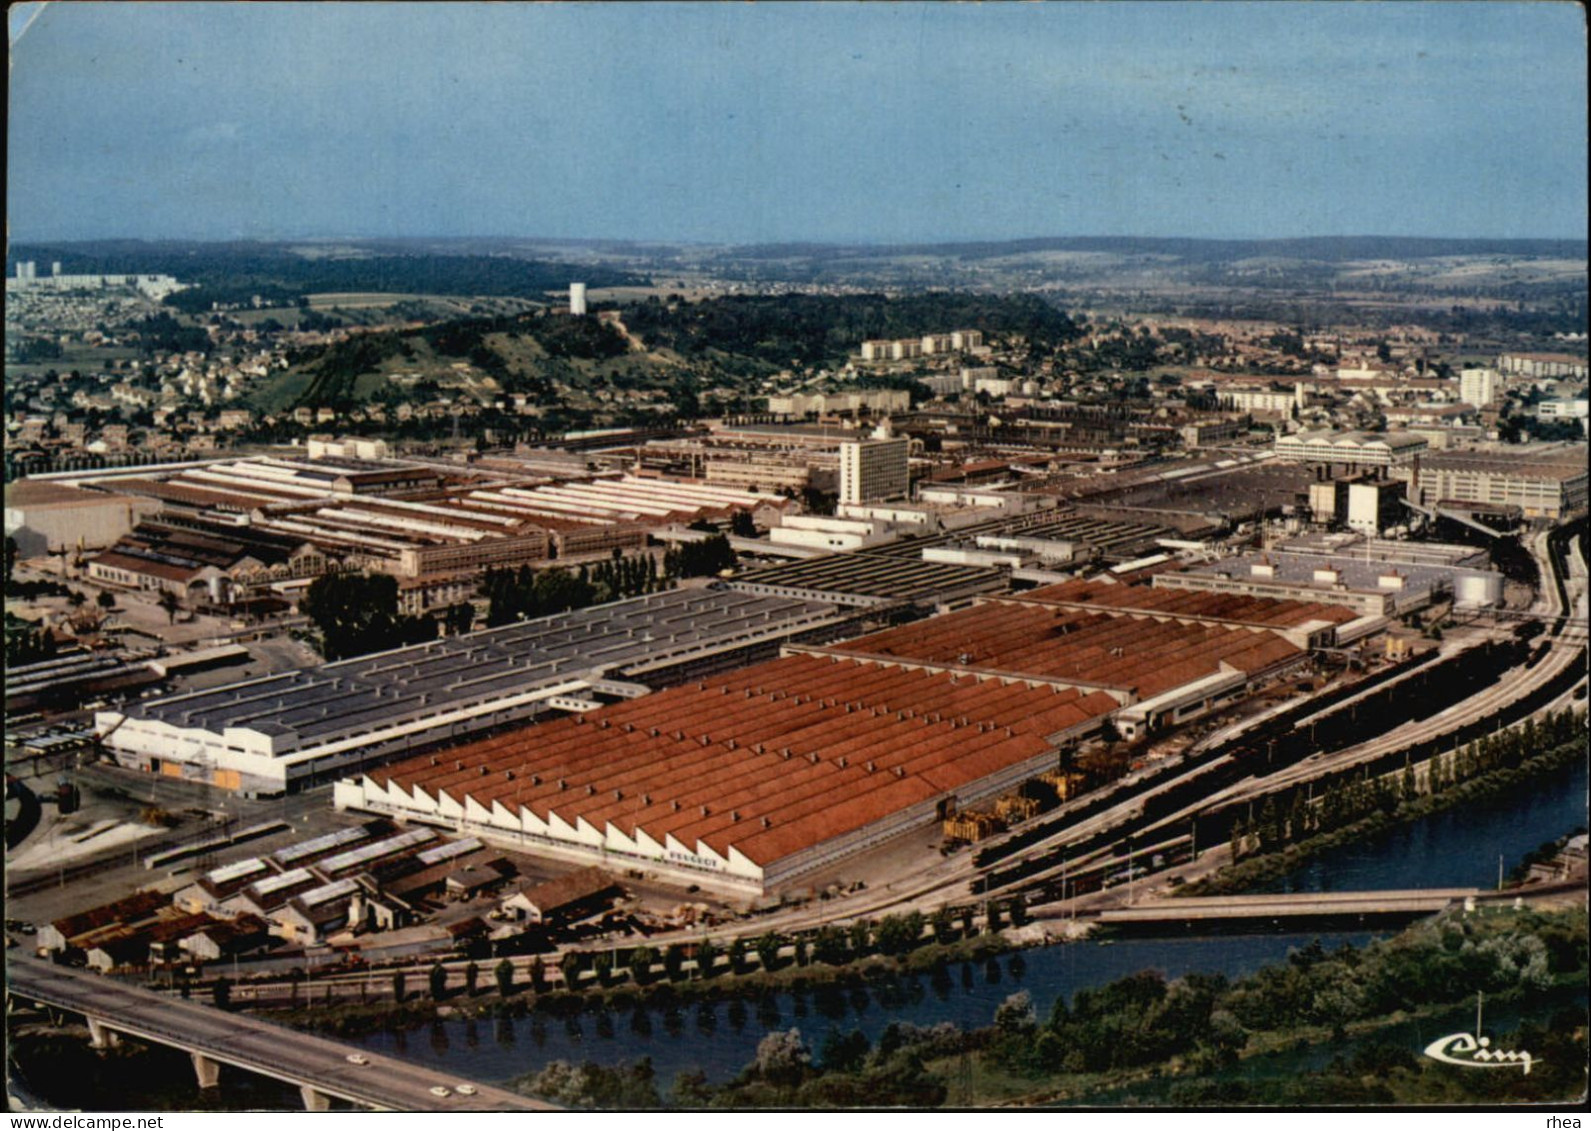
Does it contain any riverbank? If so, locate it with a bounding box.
[259,931,1014,1038]
[673,904,1590,1110]
[1027,980,1589,1107]
[13,908,1581,1110]
[1187,731,1587,897]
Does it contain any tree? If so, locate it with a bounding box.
[300,571,436,660]
[392,970,407,1001]
[157,589,181,625]
[5,612,57,667]
[495,958,515,996]
[96,590,116,611]
[730,510,757,538]
[212,976,232,1010]
[876,913,924,956]
[663,943,687,981]
[559,950,584,989]
[628,945,657,986]
[694,938,718,979]
[818,1028,870,1074]
[429,962,448,1000]
[754,932,783,973]
[464,960,479,995]
[670,1069,712,1108]
[444,601,475,636]
[994,990,1037,1034]
[663,534,736,579]
[749,1028,811,1088]
[67,589,87,610]
[811,926,848,966]
[4,536,18,587]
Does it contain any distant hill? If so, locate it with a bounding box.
[4,240,646,312]
[724,235,1589,263]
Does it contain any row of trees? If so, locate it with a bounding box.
[298,548,692,661]
[552,902,1027,990]
[478,554,669,628]
[1231,707,1585,858]
[4,611,58,667]
[297,572,439,661]
[662,534,735,579]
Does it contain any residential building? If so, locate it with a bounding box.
[838,435,910,504]
[1497,352,1588,381]
[1459,367,1501,407]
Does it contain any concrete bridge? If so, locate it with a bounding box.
[6,955,554,1111]
[1088,887,1482,928]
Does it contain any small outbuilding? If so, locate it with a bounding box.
[499,866,621,925]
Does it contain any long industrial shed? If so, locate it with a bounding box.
[335,651,1119,893]
[333,577,1353,893]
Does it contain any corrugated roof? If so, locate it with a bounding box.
[369,653,1115,869]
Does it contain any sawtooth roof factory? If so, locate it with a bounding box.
[332,577,1361,894]
[96,588,869,795]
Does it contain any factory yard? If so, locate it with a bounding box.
[5,409,1584,1014]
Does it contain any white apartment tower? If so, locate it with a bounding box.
[569,282,588,316]
[1459,367,1500,407]
[839,434,910,505]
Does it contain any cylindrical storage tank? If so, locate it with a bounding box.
[1454,572,1502,608]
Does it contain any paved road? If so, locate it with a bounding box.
[6,955,555,1112]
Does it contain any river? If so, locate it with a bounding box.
[342,744,1587,1087]
[1255,746,1588,893]
[349,929,1386,1086]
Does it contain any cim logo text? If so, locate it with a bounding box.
[1423,1031,1535,1074]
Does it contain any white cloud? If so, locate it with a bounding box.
[185,121,242,146]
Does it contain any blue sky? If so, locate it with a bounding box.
[7,2,1587,243]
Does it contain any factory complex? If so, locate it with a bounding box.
[332,577,1365,894]
[59,455,788,612]
[95,588,868,794]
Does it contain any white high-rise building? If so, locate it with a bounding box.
[569,282,588,316]
[1459,367,1500,407]
[839,434,910,505]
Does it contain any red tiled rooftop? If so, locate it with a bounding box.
[366,653,1116,869]
[823,601,1305,700]
[1009,577,1359,628]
